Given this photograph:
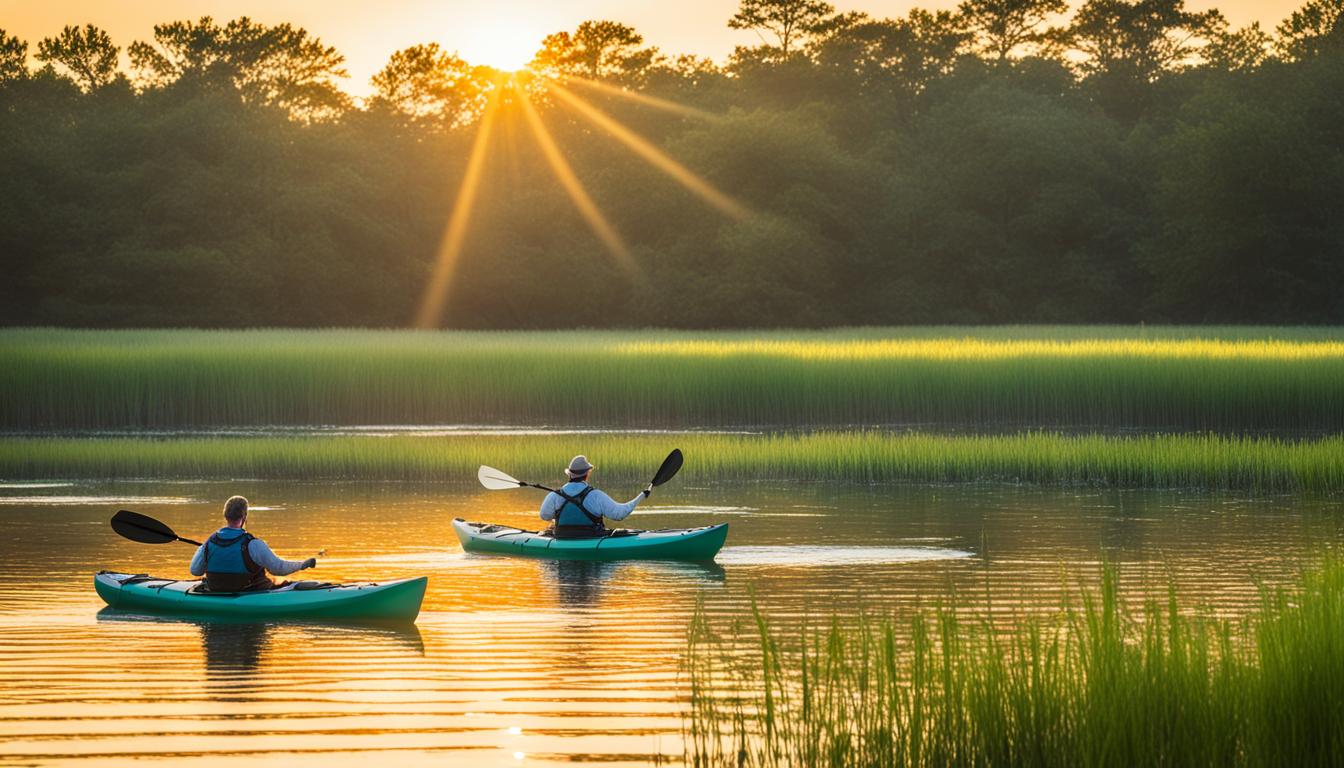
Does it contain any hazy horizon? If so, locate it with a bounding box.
[0,0,1307,97]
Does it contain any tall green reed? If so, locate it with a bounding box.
[685,560,1344,767]
[5,328,1344,431]
[2,431,1341,492]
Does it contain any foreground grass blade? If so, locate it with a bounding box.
[685,559,1344,767]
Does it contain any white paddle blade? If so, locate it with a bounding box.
[478,465,523,490]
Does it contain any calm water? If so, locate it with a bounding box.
[1,479,1341,766]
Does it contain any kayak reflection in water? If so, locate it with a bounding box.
[539,455,651,540]
[188,496,316,591]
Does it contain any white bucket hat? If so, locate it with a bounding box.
[565,455,595,478]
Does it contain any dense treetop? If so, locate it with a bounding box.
[2,0,1342,327]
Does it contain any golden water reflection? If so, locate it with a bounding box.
[0,481,1340,764]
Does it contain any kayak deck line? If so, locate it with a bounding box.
[100,571,399,595]
[94,571,427,623]
[453,518,728,562]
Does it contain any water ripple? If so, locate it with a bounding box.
[716,545,974,567]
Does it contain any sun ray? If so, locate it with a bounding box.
[516,87,640,277]
[566,76,723,123]
[547,83,750,221]
[414,87,501,329]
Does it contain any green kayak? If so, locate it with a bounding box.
[94,571,427,623]
[453,518,728,561]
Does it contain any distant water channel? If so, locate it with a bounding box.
[1,478,1340,765]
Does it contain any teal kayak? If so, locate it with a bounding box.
[453,518,728,561]
[94,571,427,623]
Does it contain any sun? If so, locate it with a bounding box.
[457,22,540,72]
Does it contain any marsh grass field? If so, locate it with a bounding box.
[5,326,1344,766]
[5,327,1344,432]
[5,431,1344,492]
[686,560,1344,767]
[6,327,1344,492]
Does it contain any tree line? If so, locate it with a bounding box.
[1,0,1342,327]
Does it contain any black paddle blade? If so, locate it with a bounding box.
[651,448,684,487]
[111,510,180,545]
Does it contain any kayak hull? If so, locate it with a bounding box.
[94,572,427,623]
[453,518,728,561]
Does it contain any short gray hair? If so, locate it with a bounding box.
[223,495,249,522]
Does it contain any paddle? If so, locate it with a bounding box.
[111,509,202,547]
[477,465,555,492]
[478,448,684,496]
[648,448,684,490]
[111,510,327,568]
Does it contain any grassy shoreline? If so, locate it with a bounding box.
[2,431,1341,492]
[685,560,1344,767]
[5,328,1344,431]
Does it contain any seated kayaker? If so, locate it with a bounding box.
[540,455,650,539]
[188,496,316,591]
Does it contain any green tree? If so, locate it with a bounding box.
[1066,0,1220,118]
[959,0,1069,63]
[129,17,350,121]
[1143,54,1344,322]
[36,24,119,91]
[127,18,230,88]
[810,11,970,112]
[1068,0,1218,79]
[882,76,1138,322]
[1276,0,1344,59]
[532,21,657,82]
[1203,15,1272,71]
[370,44,487,129]
[729,0,836,56]
[0,30,27,83]
[8,8,1344,327]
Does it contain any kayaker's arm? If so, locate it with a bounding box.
[188,543,207,577]
[247,539,312,576]
[584,489,645,522]
[538,492,562,521]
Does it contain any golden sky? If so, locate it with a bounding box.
[0,0,1305,96]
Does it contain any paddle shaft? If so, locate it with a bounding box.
[111,510,323,569]
[483,449,679,499]
[509,479,647,499]
[509,452,680,496]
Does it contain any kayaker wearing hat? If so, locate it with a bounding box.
[188,496,317,591]
[539,455,651,539]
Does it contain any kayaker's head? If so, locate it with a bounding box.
[565,455,595,484]
[223,495,249,528]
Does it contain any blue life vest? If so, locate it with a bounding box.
[202,527,268,592]
[554,482,603,528]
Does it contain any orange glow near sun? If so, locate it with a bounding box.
[456,21,542,72]
[414,88,500,329]
[516,87,641,277]
[548,82,750,221]
[411,58,756,326]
